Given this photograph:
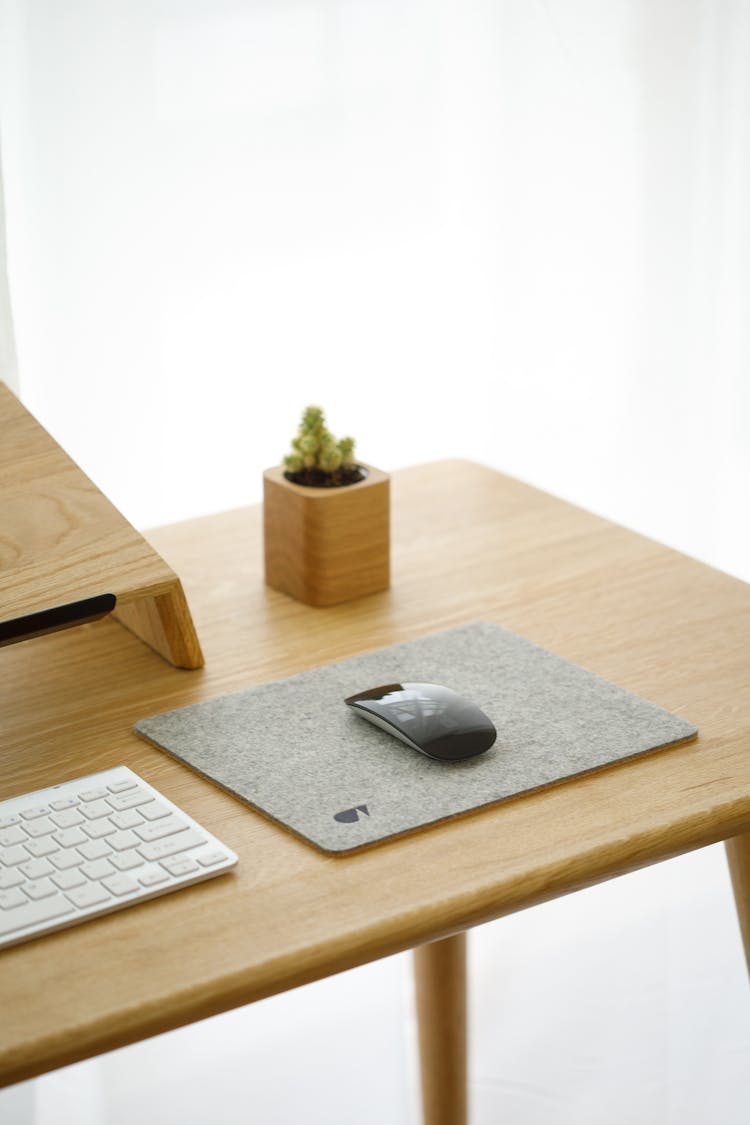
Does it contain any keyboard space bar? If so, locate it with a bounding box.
[0,894,75,937]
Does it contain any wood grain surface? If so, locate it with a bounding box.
[1,459,749,1086]
[263,462,390,605]
[414,934,467,1125]
[725,833,750,973]
[0,383,203,666]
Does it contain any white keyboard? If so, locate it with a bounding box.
[0,766,238,950]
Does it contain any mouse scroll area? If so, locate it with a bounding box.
[345,682,496,761]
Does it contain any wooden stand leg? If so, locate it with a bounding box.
[725,832,750,977]
[413,933,467,1125]
[112,579,204,669]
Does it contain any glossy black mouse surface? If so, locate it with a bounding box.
[344,682,496,761]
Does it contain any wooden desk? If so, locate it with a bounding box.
[1,460,749,1122]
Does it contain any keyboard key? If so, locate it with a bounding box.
[81,858,116,881]
[53,827,88,849]
[78,788,109,802]
[138,868,169,887]
[49,796,80,811]
[50,849,84,871]
[25,837,60,858]
[19,857,55,880]
[0,826,28,848]
[51,868,87,891]
[65,883,111,909]
[79,800,113,821]
[139,801,172,822]
[110,809,144,831]
[134,815,187,843]
[0,887,27,910]
[24,817,57,839]
[108,830,141,852]
[110,850,144,872]
[24,878,58,901]
[198,850,230,868]
[160,856,199,877]
[0,814,22,829]
[1,845,30,867]
[108,790,154,812]
[0,893,74,937]
[138,829,205,863]
[77,839,112,861]
[82,820,116,840]
[0,868,24,890]
[19,805,50,821]
[101,873,138,897]
[50,808,85,829]
[107,778,138,794]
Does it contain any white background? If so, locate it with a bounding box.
[0,1,748,1121]
[1,0,748,578]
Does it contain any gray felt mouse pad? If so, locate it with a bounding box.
[134,622,697,854]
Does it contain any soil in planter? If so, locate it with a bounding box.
[284,465,368,488]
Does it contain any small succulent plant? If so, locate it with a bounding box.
[283,406,363,487]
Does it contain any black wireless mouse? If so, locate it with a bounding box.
[345,682,496,761]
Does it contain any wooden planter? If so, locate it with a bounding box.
[263,463,390,606]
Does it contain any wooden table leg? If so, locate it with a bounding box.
[413,932,467,1125]
[725,831,750,976]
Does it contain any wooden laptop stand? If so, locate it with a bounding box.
[0,383,203,668]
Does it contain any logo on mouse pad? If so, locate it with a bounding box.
[334,804,370,824]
